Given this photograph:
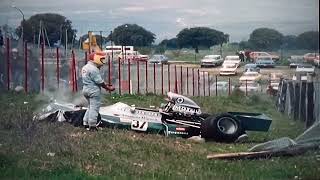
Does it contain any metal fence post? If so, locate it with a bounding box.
[192,68,195,96]
[72,50,77,92]
[24,41,28,93]
[108,56,112,94]
[6,38,10,91]
[146,61,148,93]
[168,64,171,92]
[56,47,60,89]
[197,69,200,96]
[118,57,121,95]
[41,43,45,92]
[161,63,164,95]
[137,60,140,94]
[228,77,231,96]
[203,72,206,96]
[245,79,248,96]
[180,66,183,95]
[186,67,189,96]
[154,63,156,94]
[207,72,210,96]
[128,59,131,94]
[174,65,177,93]
[215,75,218,96]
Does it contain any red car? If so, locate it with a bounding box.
[303,53,319,63]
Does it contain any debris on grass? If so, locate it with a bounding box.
[133,162,144,167]
[46,152,55,157]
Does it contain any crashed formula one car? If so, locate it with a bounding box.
[37,92,272,143]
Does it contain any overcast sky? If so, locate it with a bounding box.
[0,0,319,43]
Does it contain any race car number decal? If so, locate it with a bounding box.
[131,120,148,131]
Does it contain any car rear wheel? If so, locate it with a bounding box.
[201,113,244,143]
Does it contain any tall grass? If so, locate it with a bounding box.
[0,91,318,180]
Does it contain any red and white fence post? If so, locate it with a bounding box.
[153,63,156,94]
[137,60,140,94]
[168,64,171,92]
[118,57,121,95]
[128,59,131,94]
[108,56,112,94]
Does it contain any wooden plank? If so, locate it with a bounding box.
[288,81,295,119]
[207,143,319,160]
[306,82,315,128]
[300,82,307,122]
[294,82,300,120]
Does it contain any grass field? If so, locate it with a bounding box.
[0,91,319,180]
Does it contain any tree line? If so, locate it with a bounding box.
[0,13,319,51]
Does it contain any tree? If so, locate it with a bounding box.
[239,40,252,49]
[16,13,77,46]
[109,24,155,47]
[248,28,284,51]
[282,35,298,50]
[296,31,319,50]
[176,27,228,53]
[159,38,178,49]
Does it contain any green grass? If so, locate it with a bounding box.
[0,91,319,180]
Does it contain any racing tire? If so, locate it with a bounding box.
[201,113,244,143]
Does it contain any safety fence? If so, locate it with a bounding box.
[276,79,320,128]
[0,38,273,97]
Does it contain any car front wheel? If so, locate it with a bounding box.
[201,113,244,143]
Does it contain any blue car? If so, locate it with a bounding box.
[244,63,260,72]
[255,57,275,68]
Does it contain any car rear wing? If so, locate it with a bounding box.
[228,112,272,132]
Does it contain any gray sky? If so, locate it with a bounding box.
[0,0,319,43]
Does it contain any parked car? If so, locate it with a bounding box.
[219,62,238,76]
[295,64,315,75]
[224,56,241,66]
[292,64,315,81]
[288,55,305,68]
[118,51,149,62]
[303,53,319,63]
[255,56,275,68]
[249,52,280,62]
[239,71,262,83]
[200,55,223,67]
[210,81,234,91]
[244,63,260,73]
[149,55,169,64]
